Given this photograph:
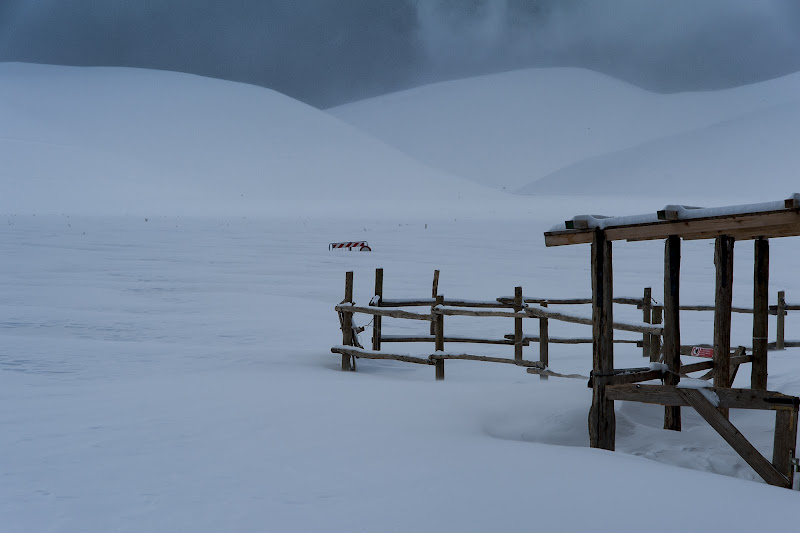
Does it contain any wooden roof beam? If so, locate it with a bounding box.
[545,209,800,246]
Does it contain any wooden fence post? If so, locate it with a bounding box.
[514,286,523,362]
[434,294,445,380]
[752,240,768,390]
[777,290,786,350]
[589,229,615,450]
[341,271,355,371]
[430,270,440,336]
[642,287,652,358]
[540,301,549,381]
[773,408,798,488]
[714,235,735,418]
[372,268,383,351]
[650,305,663,363]
[664,235,682,431]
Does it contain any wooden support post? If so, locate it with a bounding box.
[589,229,615,450]
[752,239,769,390]
[773,408,798,487]
[539,301,549,381]
[714,235,735,418]
[664,235,682,431]
[650,305,663,363]
[776,290,786,350]
[372,268,384,351]
[341,271,355,371]
[430,270,440,336]
[434,294,445,380]
[514,287,523,362]
[435,359,445,380]
[642,287,652,358]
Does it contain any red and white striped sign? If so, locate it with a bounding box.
[690,346,713,358]
[329,241,371,251]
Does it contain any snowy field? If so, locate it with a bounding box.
[2,64,799,531]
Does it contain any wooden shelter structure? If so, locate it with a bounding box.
[544,195,800,488]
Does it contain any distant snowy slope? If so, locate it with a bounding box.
[329,68,800,192]
[0,63,509,216]
[520,101,800,201]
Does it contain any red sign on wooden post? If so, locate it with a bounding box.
[690,346,714,358]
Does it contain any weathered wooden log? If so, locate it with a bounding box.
[335,304,432,321]
[589,368,665,387]
[773,408,798,487]
[650,306,663,363]
[514,287,524,362]
[331,346,432,365]
[664,235,682,431]
[679,352,751,375]
[539,301,549,380]
[434,295,445,354]
[589,229,615,451]
[430,353,543,368]
[504,334,640,345]
[500,296,643,306]
[606,384,799,411]
[776,290,786,350]
[430,270,439,336]
[642,287,652,358]
[380,335,436,343]
[526,367,588,379]
[378,298,436,307]
[340,272,355,370]
[382,334,521,345]
[433,305,663,334]
[714,235,735,417]
[373,268,383,351]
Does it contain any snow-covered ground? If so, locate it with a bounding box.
[2,64,799,532]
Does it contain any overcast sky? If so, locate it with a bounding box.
[2,0,799,107]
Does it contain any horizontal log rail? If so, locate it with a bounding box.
[381,335,515,345]
[498,296,644,306]
[332,346,432,365]
[331,346,543,369]
[335,304,432,321]
[429,353,543,368]
[378,297,518,309]
[435,305,664,335]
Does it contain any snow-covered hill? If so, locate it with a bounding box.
[0,63,510,217]
[521,100,800,200]
[329,67,800,197]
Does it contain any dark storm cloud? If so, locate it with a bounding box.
[1,0,799,106]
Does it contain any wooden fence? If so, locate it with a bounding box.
[333,269,797,381]
[334,269,662,380]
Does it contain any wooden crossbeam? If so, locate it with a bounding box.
[545,209,800,246]
[605,384,799,411]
